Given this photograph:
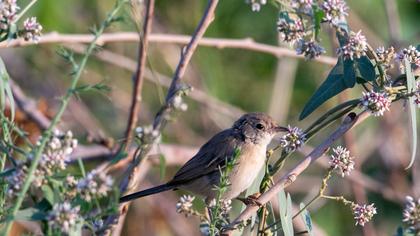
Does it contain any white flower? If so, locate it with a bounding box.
[396,45,420,71]
[48,202,81,234]
[320,0,348,27]
[360,91,391,116]
[176,195,195,216]
[329,146,355,177]
[277,17,305,44]
[291,0,313,14]
[402,196,420,232]
[77,170,114,201]
[279,125,306,153]
[22,17,43,42]
[337,31,368,60]
[0,0,19,30]
[376,46,395,70]
[352,203,377,226]
[246,0,266,12]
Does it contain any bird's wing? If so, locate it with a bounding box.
[168,129,241,186]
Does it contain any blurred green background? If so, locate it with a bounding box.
[3,0,420,235]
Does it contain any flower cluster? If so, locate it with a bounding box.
[376,46,395,70]
[135,125,160,145]
[320,0,349,27]
[402,196,420,232]
[246,0,267,12]
[48,202,81,234]
[208,198,232,217]
[360,91,391,116]
[6,130,77,199]
[32,130,78,187]
[396,45,420,71]
[76,169,114,202]
[6,166,27,199]
[279,125,306,153]
[329,146,355,177]
[296,39,326,60]
[22,17,42,42]
[291,0,313,14]
[171,94,188,111]
[0,0,19,30]
[176,195,196,217]
[337,31,368,60]
[352,203,377,226]
[277,17,305,44]
[0,0,42,41]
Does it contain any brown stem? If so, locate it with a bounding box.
[101,0,220,234]
[123,0,155,152]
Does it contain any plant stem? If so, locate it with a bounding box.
[13,0,38,24]
[0,1,126,235]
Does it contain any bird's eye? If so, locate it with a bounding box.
[256,123,264,130]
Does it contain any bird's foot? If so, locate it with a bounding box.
[237,193,262,207]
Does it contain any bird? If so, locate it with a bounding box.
[119,112,287,203]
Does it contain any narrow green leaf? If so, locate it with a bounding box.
[278,190,293,236]
[299,203,314,236]
[404,58,417,169]
[41,185,55,204]
[0,57,15,120]
[285,193,294,236]
[313,7,325,39]
[356,56,376,82]
[343,59,356,88]
[159,154,166,180]
[0,168,15,178]
[299,58,349,120]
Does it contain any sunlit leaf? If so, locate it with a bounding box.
[404,57,418,169]
[278,190,293,236]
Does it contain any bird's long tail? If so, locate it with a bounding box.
[119,183,175,203]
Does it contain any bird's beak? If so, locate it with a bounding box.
[273,125,288,133]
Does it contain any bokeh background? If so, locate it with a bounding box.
[3,0,420,235]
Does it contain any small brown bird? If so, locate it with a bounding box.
[120,113,286,203]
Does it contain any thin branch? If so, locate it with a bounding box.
[65,43,244,118]
[223,112,368,234]
[0,32,337,66]
[101,0,220,234]
[123,0,155,152]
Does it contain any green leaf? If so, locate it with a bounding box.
[0,57,14,121]
[299,203,314,236]
[313,7,325,39]
[300,58,351,120]
[395,226,403,236]
[343,59,356,88]
[42,185,55,204]
[355,56,376,82]
[159,154,166,180]
[14,208,47,221]
[7,23,17,42]
[0,168,15,178]
[404,57,418,169]
[278,190,293,236]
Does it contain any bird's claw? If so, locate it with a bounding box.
[237,193,263,207]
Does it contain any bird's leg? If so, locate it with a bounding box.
[237,193,263,207]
